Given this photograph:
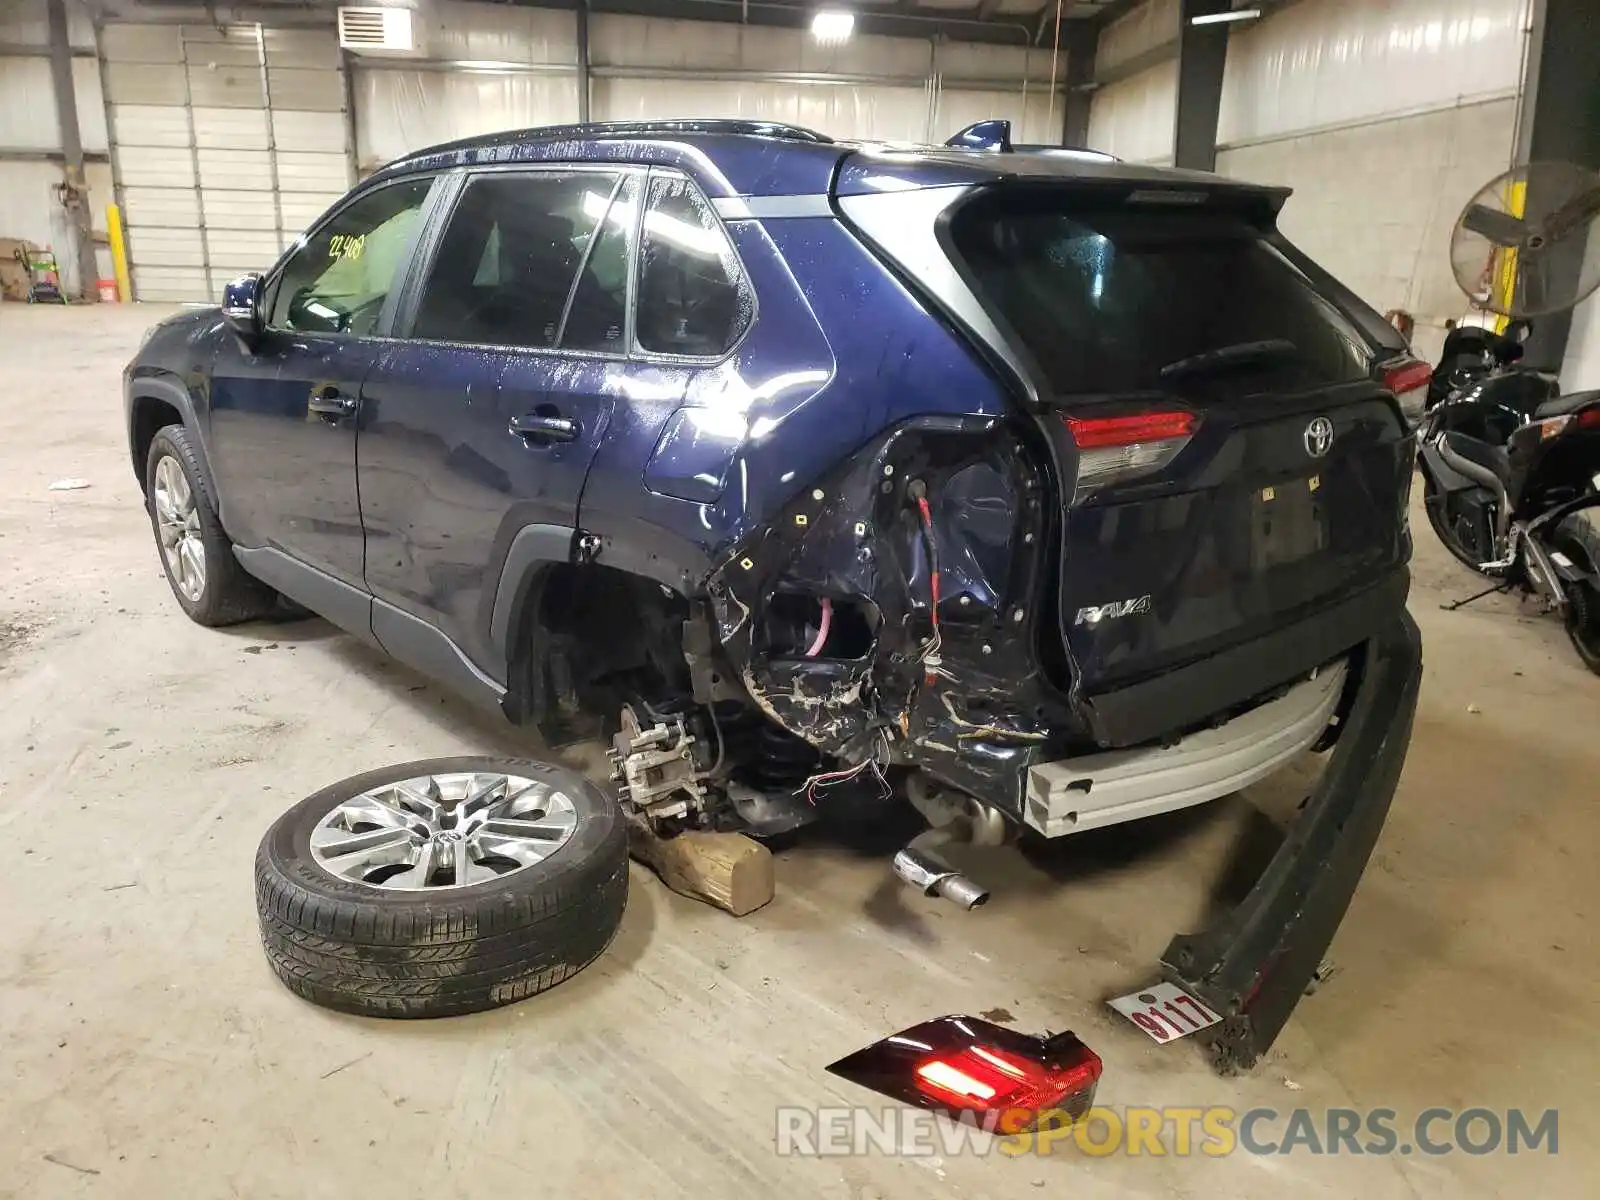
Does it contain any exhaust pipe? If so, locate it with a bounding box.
[893,830,989,910]
[1434,433,1512,542]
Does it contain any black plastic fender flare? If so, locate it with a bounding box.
[1550,501,1600,582]
[127,375,215,494]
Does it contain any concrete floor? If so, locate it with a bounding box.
[1,302,1595,1199]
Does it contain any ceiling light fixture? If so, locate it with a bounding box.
[1190,7,1262,24]
[811,10,855,43]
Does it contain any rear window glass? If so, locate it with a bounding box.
[948,193,1370,394]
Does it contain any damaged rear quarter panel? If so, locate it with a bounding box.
[709,410,1076,819]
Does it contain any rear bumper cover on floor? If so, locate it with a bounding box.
[1159,612,1422,1072]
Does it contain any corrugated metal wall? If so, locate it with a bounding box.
[1081,0,1531,352]
[349,1,1063,172]
[1564,295,1600,392]
[101,21,352,302]
[1213,0,1529,355]
[1085,0,1177,164]
[0,0,110,295]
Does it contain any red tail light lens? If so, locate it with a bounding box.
[1063,410,1197,500]
[827,1015,1103,1132]
[1065,411,1196,448]
[1577,407,1600,430]
[1381,355,1432,425]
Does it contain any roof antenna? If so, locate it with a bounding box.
[946,120,1013,152]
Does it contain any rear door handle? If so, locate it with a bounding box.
[509,413,579,444]
[308,388,358,418]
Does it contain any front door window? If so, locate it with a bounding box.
[269,178,434,336]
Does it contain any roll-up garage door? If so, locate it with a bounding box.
[101,22,353,302]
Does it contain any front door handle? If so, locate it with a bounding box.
[308,388,358,420]
[509,413,579,444]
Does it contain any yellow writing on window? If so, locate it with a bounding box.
[328,233,366,262]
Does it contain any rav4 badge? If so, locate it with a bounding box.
[1075,595,1152,626]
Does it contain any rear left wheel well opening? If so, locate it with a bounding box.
[505,561,700,741]
[131,395,184,491]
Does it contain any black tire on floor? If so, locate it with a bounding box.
[255,757,629,1018]
[145,424,278,626]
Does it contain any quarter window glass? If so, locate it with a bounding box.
[411,172,617,348]
[635,175,748,356]
[560,175,638,353]
[269,178,433,335]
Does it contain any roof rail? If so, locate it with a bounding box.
[527,119,834,144]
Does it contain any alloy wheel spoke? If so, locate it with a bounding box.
[388,841,436,889]
[472,831,554,868]
[477,816,573,841]
[457,774,508,823]
[179,538,206,597]
[309,827,417,881]
[308,773,577,891]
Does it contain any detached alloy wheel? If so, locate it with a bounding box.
[255,757,629,1018]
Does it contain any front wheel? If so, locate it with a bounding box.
[145,424,277,626]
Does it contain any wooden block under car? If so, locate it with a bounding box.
[628,825,775,916]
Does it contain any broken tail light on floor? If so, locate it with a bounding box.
[1064,410,1197,501]
[826,1015,1102,1132]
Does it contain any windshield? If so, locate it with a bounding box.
[948,191,1371,395]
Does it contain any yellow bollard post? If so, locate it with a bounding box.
[106,203,133,302]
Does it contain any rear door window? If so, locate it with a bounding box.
[410,171,618,348]
[948,191,1370,395]
[634,173,750,357]
[561,174,639,353]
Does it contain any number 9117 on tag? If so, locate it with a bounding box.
[1107,981,1221,1043]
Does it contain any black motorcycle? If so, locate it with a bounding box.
[1417,336,1600,671]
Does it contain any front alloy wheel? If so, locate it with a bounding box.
[152,453,205,602]
[143,423,276,626]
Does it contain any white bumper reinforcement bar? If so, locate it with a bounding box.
[1025,661,1349,838]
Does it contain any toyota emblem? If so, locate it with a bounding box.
[1304,416,1335,458]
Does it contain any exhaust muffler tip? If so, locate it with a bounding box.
[936,873,990,910]
[892,847,988,910]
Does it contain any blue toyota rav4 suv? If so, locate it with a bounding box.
[127,119,1422,1065]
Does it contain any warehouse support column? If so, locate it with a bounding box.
[1173,0,1229,172]
[576,0,591,124]
[1516,0,1600,373]
[1062,20,1097,148]
[47,0,97,301]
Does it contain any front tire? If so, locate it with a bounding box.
[145,424,276,626]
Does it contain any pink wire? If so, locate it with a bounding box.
[805,596,833,658]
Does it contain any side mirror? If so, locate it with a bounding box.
[221,274,264,344]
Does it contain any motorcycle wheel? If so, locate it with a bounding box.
[1423,475,1493,574]
[1563,581,1600,675]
